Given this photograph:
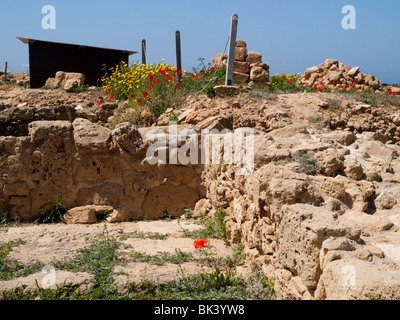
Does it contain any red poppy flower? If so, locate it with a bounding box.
[137,98,143,104]
[143,92,149,98]
[107,89,112,92]
[332,82,336,85]
[178,70,182,74]
[352,79,355,83]
[109,96,114,100]
[156,81,160,84]
[166,69,172,72]
[194,239,208,249]
[176,84,181,88]
[146,86,150,89]
[149,74,154,79]
[147,98,152,103]
[210,67,216,71]
[130,94,134,98]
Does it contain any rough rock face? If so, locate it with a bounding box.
[298,59,384,92]
[212,40,271,89]
[201,124,400,300]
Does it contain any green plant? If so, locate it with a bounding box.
[96,210,112,222]
[119,231,169,241]
[248,89,278,101]
[0,239,44,281]
[0,211,10,225]
[34,194,67,224]
[54,225,120,299]
[131,249,193,266]
[163,210,172,221]
[128,265,274,300]
[71,85,90,93]
[40,85,56,90]
[292,150,320,175]
[325,98,343,114]
[169,112,179,123]
[183,208,194,219]
[179,208,227,241]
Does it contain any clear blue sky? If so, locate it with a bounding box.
[1,0,399,83]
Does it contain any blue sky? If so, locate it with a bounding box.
[1,0,399,83]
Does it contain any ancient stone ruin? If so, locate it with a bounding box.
[1,58,400,301]
[212,40,271,89]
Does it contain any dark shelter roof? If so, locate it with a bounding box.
[17,37,137,88]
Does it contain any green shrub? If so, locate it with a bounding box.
[34,194,66,224]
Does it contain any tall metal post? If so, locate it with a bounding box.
[175,31,182,83]
[4,62,7,84]
[225,14,238,86]
[142,39,147,65]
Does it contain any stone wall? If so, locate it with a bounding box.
[0,118,204,222]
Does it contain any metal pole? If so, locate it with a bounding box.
[4,62,7,84]
[175,31,182,83]
[142,39,146,65]
[225,14,238,86]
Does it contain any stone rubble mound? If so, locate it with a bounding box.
[298,59,384,92]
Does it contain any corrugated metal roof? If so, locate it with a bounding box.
[17,37,137,55]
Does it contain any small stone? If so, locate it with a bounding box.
[348,66,360,77]
[234,47,247,62]
[246,52,262,64]
[375,190,397,210]
[235,40,247,48]
[64,206,97,224]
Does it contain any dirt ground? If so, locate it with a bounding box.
[0,219,252,294]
